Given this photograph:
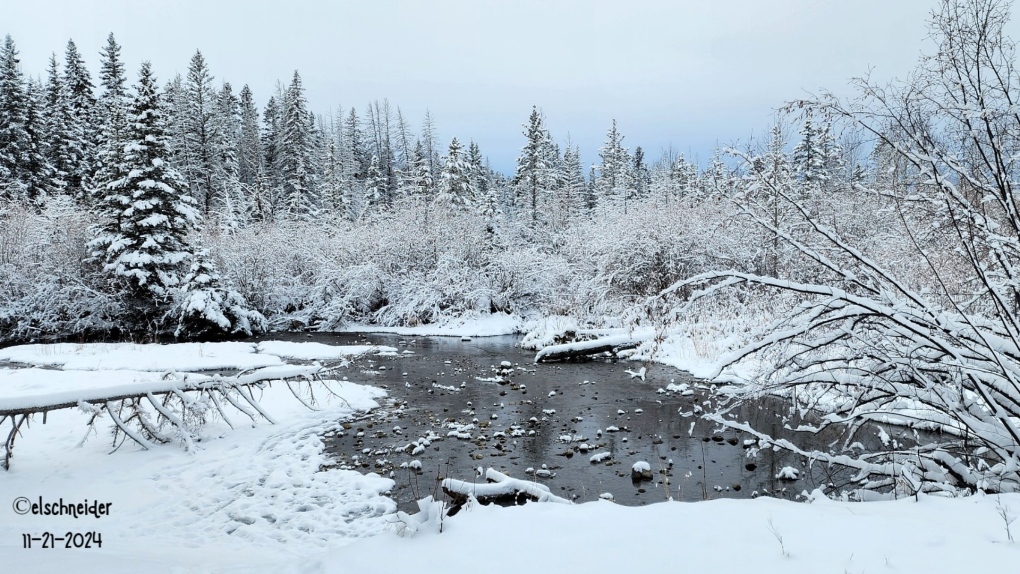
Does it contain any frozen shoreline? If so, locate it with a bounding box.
[335,313,522,338]
[1,337,1015,574]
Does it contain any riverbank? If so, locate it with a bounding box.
[2,336,1015,573]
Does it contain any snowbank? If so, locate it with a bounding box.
[323,492,1020,574]
[0,340,396,374]
[1,378,395,572]
[0,341,281,372]
[338,313,521,337]
[255,341,398,360]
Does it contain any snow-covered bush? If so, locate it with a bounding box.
[650,0,1020,499]
[0,198,123,343]
[173,251,268,338]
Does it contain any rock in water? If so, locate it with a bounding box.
[631,460,653,480]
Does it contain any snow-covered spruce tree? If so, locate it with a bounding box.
[93,33,129,207]
[236,85,261,190]
[0,35,32,201]
[258,94,282,220]
[90,62,197,329]
[560,144,585,220]
[279,71,318,220]
[0,35,55,204]
[792,116,842,188]
[651,0,1020,498]
[596,119,632,213]
[181,51,228,218]
[436,137,475,211]
[90,62,263,337]
[21,78,55,203]
[409,140,434,200]
[512,106,555,224]
[362,154,384,218]
[174,249,267,338]
[60,39,98,200]
[213,82,247,229]
[42,53,69,195]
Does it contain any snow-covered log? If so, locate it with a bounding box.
[441,468,571,505]
[0,366,321,470]
[534,334,648,363]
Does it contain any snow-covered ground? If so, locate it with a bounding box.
[2,338,1017,573]
[1,376,394,572]
[337,313,521,337]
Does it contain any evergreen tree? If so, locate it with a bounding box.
[174,250,267,338]
[279,70,317,219]
[183,50,226,216]
[672,155,698,200]
[97,33,127,120]
[61,39,98,198]
[561,144,585,219]
[584,165,598,211]
[436,136,474,210]
[344,107,367,179]
[89,61,199,325]
[468,140,497,217]
[596,119,631,212]
[410,140,434,199]
[22,78,55,202]
[362,154,383,218]
[318,114,346,216]
[42,53,69,194]
[512,105,555,224]
[214,82,245,227]
[237,85,261,188]
[792,117,841,185]
[260,93,282,216]
[632,145,649,199]
[0,35,32,200]
[94,33,130,204]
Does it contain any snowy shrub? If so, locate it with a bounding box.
[173,251,268,338]
[0,199,123,343]
[648,2,1020,499]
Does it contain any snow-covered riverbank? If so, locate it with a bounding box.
[1,338,1016,574]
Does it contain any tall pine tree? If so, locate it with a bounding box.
[0,35,32,200]
[279,71,317,220]
[61,39,98,198]
[90,61,199,326]
[437,136,474,210]
[512,106,555,224]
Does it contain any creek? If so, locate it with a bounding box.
[252,332,868,511]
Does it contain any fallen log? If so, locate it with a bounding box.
[534,334,647,363]
[1,365,324,470]
[441,468,571,506]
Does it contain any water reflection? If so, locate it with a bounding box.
[249,332,886,511]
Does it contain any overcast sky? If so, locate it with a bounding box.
[3,0,990,173]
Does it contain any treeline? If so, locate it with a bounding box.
[0,32,905,343]
[0,33,875,225]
